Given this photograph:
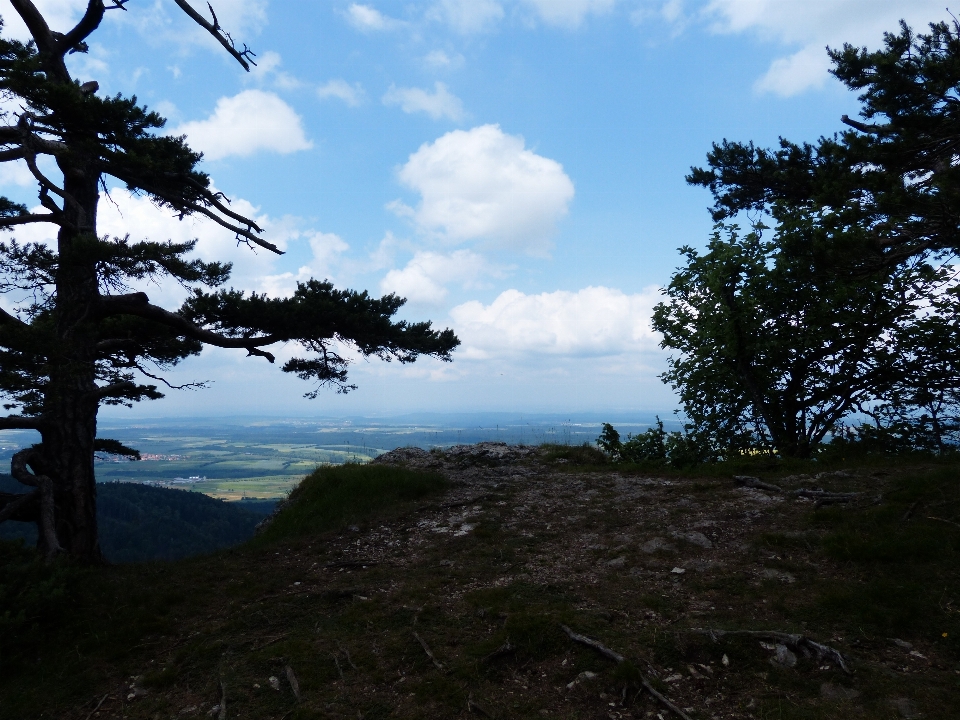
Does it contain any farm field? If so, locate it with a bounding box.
[0,414,664,500]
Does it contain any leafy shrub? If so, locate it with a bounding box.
[254,463,447,543]
[597,419,718,467]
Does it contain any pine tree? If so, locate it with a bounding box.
[0,1,459,561]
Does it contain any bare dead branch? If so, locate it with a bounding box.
[928,515,960,529]
[841,114,887,134]
[561,625,694,720]
[59,1,106,54]
[172,0,256,71]
[8,0,60,58]
[131,362,208,391]
[413,631,445,671]
[0,212,65,228]
[561,624,625,663]
[174,200,280,254]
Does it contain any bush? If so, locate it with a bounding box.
[598,419,717,467]
[254,463,447,543]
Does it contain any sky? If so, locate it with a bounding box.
[0,0,949,419]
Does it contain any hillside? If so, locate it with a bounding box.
[0,443,958,719]
[0,475,274,563]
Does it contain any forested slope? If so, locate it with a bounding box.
[0,476,274,563]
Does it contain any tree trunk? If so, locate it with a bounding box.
[43,158,103,562]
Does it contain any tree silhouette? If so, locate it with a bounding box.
[0,1,458,561]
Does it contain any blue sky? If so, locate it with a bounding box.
[0,0,947,418]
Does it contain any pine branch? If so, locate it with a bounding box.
[0,415,42,430]
[97,293,278,361]
[0,212,64,228]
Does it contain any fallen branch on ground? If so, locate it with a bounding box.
[928,516,960,529]
[560,625,694,720]
[733,476,783,493]
[83,694,110,720]
[481,639,516,663]
[467,693,493,717]
[794,489,861,508]
[688,629,852,674]
[413,632,445,671]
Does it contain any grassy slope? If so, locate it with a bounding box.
[0,455,958,719]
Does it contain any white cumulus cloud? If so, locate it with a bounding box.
[703,0,950,96]
[423,50,465,70]
[450,286,662,359]
[382,82,465,121]
[430,0,504,33]
[344,3,403,31]
[172,90,312,161]
[380,250,504,305]
[519,0,618,27]
[260,231,350,298]
[390,124,574,253]
[318,79,366,107]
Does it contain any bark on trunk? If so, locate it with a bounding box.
[42,159,103,562]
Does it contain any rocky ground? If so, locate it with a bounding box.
[5,442,958,720]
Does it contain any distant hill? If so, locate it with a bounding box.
[0,475,277,563]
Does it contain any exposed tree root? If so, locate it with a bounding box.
[688,629,852,674]
[560,625,694,720]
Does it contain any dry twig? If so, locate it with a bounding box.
[83,694,110,720]
[733,476,783,493]
[481,639,516,664]
[413,632,445,671]
[560,625,693,720]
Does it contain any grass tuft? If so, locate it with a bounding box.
[253,463,447,543]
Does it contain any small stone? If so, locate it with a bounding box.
[179,707,199,716]
[770,644,797,668]
[641,537,676,554]
[664,674,683,683]
[268,676,281,691]
[566,670,598,689]
[820,683,860,701]
[439,559,453,567]
[890,638,913,650]
[672,531,714,549]
[347,524,360,532]
[606,556,626,568]
[722,654,730,666]
[670,567,686,574]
